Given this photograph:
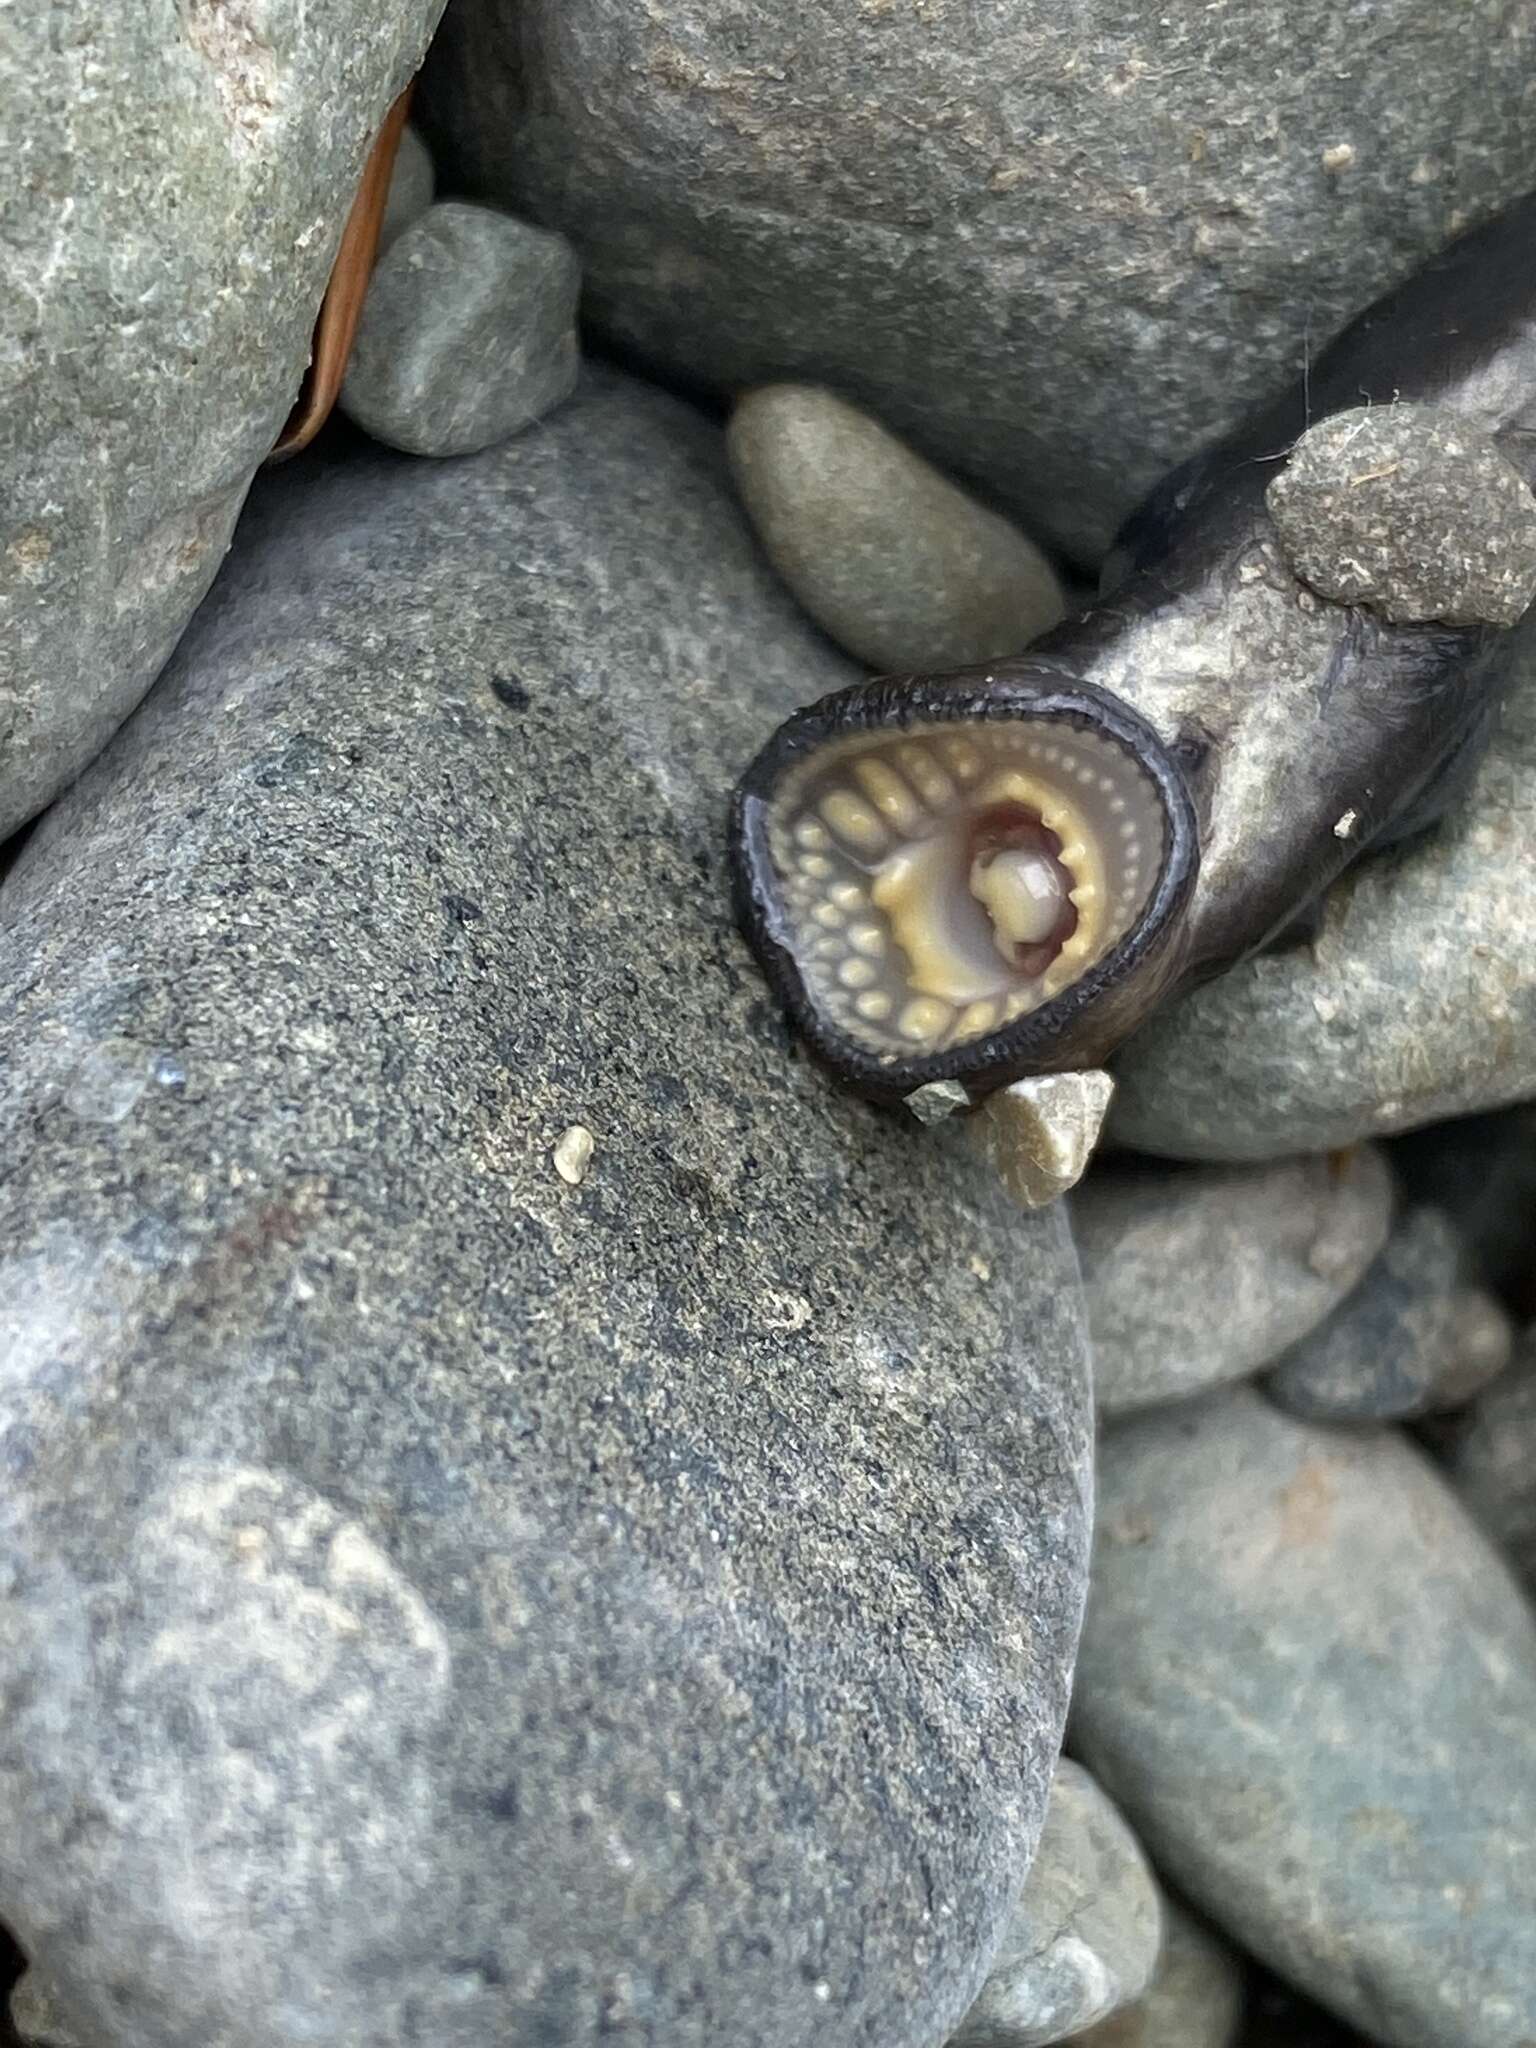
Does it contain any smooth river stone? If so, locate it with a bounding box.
[1438,1329,1536,1589]
[1073,1388,1536,2048]
[417,0,1536,564]
[1263,1206,1512,1423]
[950,1760,1161,2048]
[1108,660,1536,1161]
[340,201,580,457]
[727,385,1066,674]
[0,0,443,841]
[0,371,1092,2048]
[1071,1150,1392,1417]
[1070,1898,1244,2048]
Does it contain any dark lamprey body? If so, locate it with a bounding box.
[731,191,1536,1106]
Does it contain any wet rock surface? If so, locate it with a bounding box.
[418,0,1536,563]
[0,371,1093,2048]
[341,200,580,456]
[1070,1151,1392,1416]
[1263,1206,1511,1422]
[950,1760,1161,2048]
[1267,405,1536,627]
[0,0,443,841]
[727,385,1066,673]
[1073,1389,1536,2048]
[1108,659,1536,1159]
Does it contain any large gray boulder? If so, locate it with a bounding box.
[419,0,1536,562]
[0,0,442,840]
[0,371,1092,2048]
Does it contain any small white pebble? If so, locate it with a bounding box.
[1322,142,1356,174]
[1334,808,1359,839]
[553,1123,595,1185]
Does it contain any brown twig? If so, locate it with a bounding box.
[267,82,415,462]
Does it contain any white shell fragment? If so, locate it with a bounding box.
[552,1124,595,1185]
[967,1070,1115,1208]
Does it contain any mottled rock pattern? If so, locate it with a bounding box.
[951,1761,1161,2048]
[379,124,435,250]
[419,0,1536,563]
[1109,659,1536,1159]
[727,386,1065,672]
[0,372,1092,2048]
[0,0,443,840]
[8,1960,83,2048]
[1071,1151,1392,1417]
[340,200,580,456]
[1438,1332,1536,1586]
[1264,1206,1512,1422]
[1074,1388,1536,2048]
[967,1074,1115,1212]
[1071,1898,1244,2048]
[1267,405,1536,626]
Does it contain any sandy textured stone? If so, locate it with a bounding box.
[418,0,1536,564]
[1109,662,1536,1159]
[0,372,1092,2048]
[968,1074,1115,1212]
[1069,1898,1244,2048]
[1071,1150,1392,1417]
[340,201,580,457]
[727,386,1065,672]
[1074,1389,1536,2048]
[379,124,435,250]
[0,0,442,841]
[1264,1206,1512,1422]
[1267,405,1536,626]
[9,1960,84,2048]
[1438,1331,1536,1588]
[951,1761,1161,2048]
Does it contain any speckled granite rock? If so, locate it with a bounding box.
[951,1761,1161,2048]
[1073,1389,1536,2048]
[0,372,1092,2048]
[340,201,580,456]
[418,0,1536,564]
[1264,1206,1512,1422]
[1438,1331,1536,1587]
[0,0,442,841]
[727,386,1065,673]
[380,124,435,250]
[1070,1898,1244,2048]
[1071,1151,1392,1417]
[1108,662,1536,1159]
[1267,405,1536,627]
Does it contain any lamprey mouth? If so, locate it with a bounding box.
[731,666,1199,1106]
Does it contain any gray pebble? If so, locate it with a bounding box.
[0,0,440,841]
[1266,405,1536,628]
[727,385,1065,672]
[9,1962,84,2048]
[1073,1388,1536,2048]
[1108,648,1536,1158]
[1438,1330,1536,1587]
[1071,1150,1392,1417]
[1068,1898,1244,2048]
[1264,1206,1513,1422]
[419,0,1536,563]
[951,1761,1162,2048]
[1393,1107,1536,1308]
[0,369,1092,2048]
[378,124,436,251]
[341,200,580,457]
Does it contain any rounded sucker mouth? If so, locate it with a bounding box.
[729,661,1201,1108]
